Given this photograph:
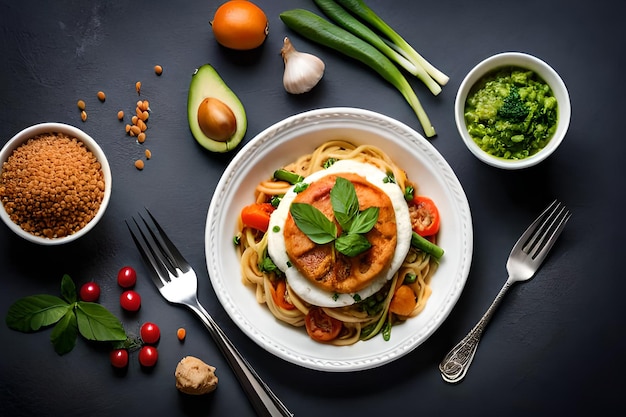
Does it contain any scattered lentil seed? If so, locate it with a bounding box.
[77,100,86,111]
[117,110,124,120]
[137,132,146,143]
[135,81,141,95]
[154,65,163,76]
[131,115,139,125]
[176,328,186,341]
[137,119,147,132]
[145,149,152,159]
[81,111,87,122]
[125,124,131,133]
[130,125,141,136]
[134,159,145,170]
[97,91,106,102]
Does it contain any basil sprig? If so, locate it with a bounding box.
[290,177,379,257]
[5,274,127,355]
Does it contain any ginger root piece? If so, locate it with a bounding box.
[175,356,218,395]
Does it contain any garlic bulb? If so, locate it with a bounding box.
[281,37,325,94]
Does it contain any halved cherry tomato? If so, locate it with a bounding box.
[304,307,342,342]
[270,280,295,310]
[408,196,440,237]
[241,203,275,233]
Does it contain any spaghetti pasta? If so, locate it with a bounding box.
[235,141,439,345]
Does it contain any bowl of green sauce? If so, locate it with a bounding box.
[455,52,571,169]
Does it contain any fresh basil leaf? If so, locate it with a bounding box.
[290,202,337,244]
[61,274,77,304]
[335,233,371,257]
[330,177,359,231]
[6,295,71,332]
[259,256,281,275]
[51,309,78,355]
[350,207,379,234]
[75,302,127,341]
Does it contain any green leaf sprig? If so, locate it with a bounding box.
[5,274,127,355]
[289,177,379,257]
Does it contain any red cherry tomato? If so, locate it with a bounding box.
[79,282,101,302]
[117,266,137,288]
[304,307,342,342]
[109,348,129,368]
[140,322,161,344]
[120,290,141,311]
[138,345,158,367]
[408,196,441,237]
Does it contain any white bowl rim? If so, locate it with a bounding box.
[455,51,571,169]
[0,122,112,245]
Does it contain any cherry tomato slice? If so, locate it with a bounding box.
[117,266,137,288]
[120,290,141,311]
[140,322,161,344]
[408,196,441,237]
[109,348,129,368]
[138,345,158,367]
[79,282,101,302]
[304,307,342,342]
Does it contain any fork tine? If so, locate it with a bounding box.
[126,219,167,289]
[518,200,570,263]
[529,206,571,262]
[142,209,191,273]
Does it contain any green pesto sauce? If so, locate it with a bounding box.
[464,66,558,160]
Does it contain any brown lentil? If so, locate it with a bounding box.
[176,327,186,341]
[0,133,105,238]
[135,81,141,95]
[117,110,124,120]
[130,125,141,136]
[145,149,152,159]
[137,132,146,143]
[81,110,88,122]
[154,65,163,76]
[77,100,86,111]
[134,159,145,170]
[97,91,106,102]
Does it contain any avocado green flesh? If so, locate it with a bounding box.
[187,64,247,152]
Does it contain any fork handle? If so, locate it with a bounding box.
[188,302,294,417]
[439,280,513,383]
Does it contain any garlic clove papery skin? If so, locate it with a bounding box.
[281,37,325,94]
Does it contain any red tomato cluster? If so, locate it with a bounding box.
[109,266,160,368]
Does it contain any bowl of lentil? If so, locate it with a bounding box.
[455,52,571,169]
[0,122,112,244]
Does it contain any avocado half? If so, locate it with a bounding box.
[187,64,247,152]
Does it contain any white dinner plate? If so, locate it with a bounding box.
[205,107,473,372]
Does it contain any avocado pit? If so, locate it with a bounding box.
[197,97,237,142]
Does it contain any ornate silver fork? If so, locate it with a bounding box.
[127,210,293,417]
[439,200,571,383]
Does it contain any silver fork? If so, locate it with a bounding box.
[126,210,293,417]
[439,200,571,383]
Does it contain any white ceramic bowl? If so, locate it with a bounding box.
[0,122,112,245]
[455,52,571,169]
[206,108,473,371]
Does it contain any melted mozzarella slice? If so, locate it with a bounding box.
[267,160,411,307]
